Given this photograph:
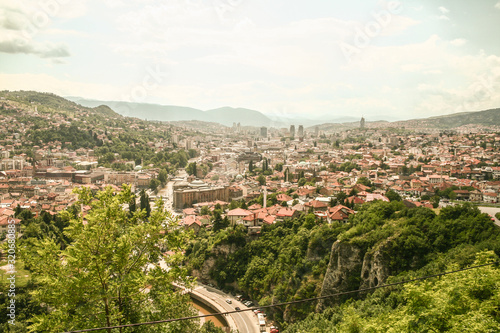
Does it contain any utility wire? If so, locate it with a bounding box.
[62,260,498,333]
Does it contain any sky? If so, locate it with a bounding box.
[1,0,500,121]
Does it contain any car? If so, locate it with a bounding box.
[235,307,240,311]
[226,299,232,304]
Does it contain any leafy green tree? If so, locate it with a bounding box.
[257,174,266,185]
[336,192,347,204]
[298,177,307,187]
[129,193,136,214]
[22,185,198,332]
[149,178,161,192]
[386,189,402,202]
[356,177,372,187]
[158,169,168,184]
[200,206,210,216]
[140,189,151,217]
[186,162,197,176]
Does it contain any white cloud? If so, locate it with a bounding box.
[438,15,450,21]
[438,6,450,14]
[450,38,467,46]
[495,2,500,10]
[0,0,73,59]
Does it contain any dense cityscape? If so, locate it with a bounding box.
[0,91,499,332]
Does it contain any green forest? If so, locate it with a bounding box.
[185,201,500,331]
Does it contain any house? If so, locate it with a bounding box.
[0,216,21,234]
[327,205,354,223]
[227,208,253,225]
[483,192,498,204]
[304,199,328,212]
[365,193,390,202]
[452,190,470,201]
[276,194,293,203]
[276,207,299,221]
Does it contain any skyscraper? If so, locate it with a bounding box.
[360,116,365,129]
[298,125,304,138]
[260,127,268,138]
[290,125,295,138]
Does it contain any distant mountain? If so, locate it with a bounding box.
[204,106,278,127]
[67,97,280,127]
[66,97,500,130]
[388,108,500,129]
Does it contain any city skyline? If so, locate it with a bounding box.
[1,0,500,121]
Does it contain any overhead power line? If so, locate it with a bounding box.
[62,260,498,333]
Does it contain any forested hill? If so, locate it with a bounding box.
[391,108,500,129]
[185,201,500,331]
[0,90,200,172]
[0,90,121,118]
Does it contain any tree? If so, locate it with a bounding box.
[386,189,402,202]
[249,160,254,173]
[158,169,168,184]
[274,163,283,172]
[336,192,347,204]
[22,185,198,332]
[129,193,136,214]
[298,178,307,187]
[257,174,266,186]
[356,177,372,187]
[186,162,197,176]
[149,178,161,192]
[140,189,151,217]
[200,206,210,216]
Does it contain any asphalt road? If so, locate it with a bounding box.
[192,283,261,333]
[478,206,500,227]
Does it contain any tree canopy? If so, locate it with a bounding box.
[21,185,197,332]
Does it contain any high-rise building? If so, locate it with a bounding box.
[260,127,268,138]
[298,125,304,138]
[360,116,365,129]
[314,126,319,137]
[290,125,295,138]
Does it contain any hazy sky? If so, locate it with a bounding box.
[1,0,500,120]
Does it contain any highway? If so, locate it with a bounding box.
[190,283,261,333]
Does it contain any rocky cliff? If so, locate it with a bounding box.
[317,237,395,311]
[191,243,239,286]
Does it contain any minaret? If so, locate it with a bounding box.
[263,186,267,208]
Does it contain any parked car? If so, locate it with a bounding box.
[225,299,232,304]
[235,307,240,311]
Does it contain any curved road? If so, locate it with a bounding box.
[191,283,261,333]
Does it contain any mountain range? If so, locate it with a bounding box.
[15,95,499,131]
[66,97,366,128]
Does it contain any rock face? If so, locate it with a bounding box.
[359,239,392,290]
[316,240,363,311]
[191,244,238,285]
[317,238,392,311]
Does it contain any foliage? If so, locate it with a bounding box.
[385,189,402,202]
[20,185,198,332]
[284,251,500,333]
[185,216,350,327]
